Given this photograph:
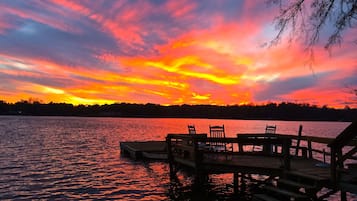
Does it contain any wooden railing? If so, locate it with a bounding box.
[166,133,292,172]
[166,134,208,173]
[260,133,357,161]
[284,135,334,160]
[327,121,357,186]
[236,134,292,170]
[166,126,357,183]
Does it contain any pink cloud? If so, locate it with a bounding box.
[0,2,83,34]
[0,13,15,33]
[165,0,197,18]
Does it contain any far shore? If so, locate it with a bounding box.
[1,101,356,122]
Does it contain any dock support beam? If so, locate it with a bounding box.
[233,172,239,194]
[341,191,347,201]
[166,135,176,178]
[240,173,246,193]
[295,125,303,156]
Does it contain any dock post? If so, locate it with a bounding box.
[240,173,246,193]
[166,135,175,178]
[193,136,200,183]
[308,140,313,159]
[295,125,303,156]
[330,147,337,185]
[283,138,291,170]
[233,172,239,194]
[193,136,207,185]
[341,191,347,201]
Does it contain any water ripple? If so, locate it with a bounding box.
[0,116,354,200]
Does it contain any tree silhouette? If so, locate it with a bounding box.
[270,0,357,99]
[0,100,356,121]
[270,0,356,50]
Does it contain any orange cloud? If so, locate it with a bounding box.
[0,1,355,108]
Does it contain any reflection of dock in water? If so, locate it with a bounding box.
[120,121,357,201]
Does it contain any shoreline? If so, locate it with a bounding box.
[0,114,354,122]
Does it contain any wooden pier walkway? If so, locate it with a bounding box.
[120,141,167,160]
[120,121,357,201]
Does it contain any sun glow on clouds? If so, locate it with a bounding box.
[0,1,355,108]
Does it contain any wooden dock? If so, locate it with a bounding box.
[120,121,357,201]
[120,141,167,160]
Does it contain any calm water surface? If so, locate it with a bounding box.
[0,116,354,200]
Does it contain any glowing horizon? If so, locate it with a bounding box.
[0,1,356,108]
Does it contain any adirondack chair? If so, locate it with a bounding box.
[264,125,277,154]
[265,125,277,134]
[252,125,277,152]
[188,125,196,134]
[209,125,232,152]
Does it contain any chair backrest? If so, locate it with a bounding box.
[188,125,196,134]
[265,125,276,134]
[209,125,225,138]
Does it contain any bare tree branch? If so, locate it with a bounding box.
[269,0,357,99]
[270,0,357,50]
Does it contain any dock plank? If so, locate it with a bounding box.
[120,141,167,160]
[120,141,166,152]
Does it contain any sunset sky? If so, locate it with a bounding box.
[0,0,356,108]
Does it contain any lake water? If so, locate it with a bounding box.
[0,116,354,200]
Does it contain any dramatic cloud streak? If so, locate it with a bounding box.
[0,0,356,108]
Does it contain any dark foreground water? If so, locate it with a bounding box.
[0,116,355,200]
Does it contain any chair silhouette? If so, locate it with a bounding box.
[188,125,210,149]
[188,125,196,134]
[264,125,277,154]
[265,125,277,134]
[252,125,277,152]
[209,125,231,152]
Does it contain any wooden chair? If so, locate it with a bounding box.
[252,125,277,152]
[188,125,196,134]
[188,125,210,150]
[264,125,277,153]
[265,125,277,134]
[209,125,232,152]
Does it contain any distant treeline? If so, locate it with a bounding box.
[0,100,356,121]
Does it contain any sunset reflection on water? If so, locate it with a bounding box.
[0,116,353,200]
